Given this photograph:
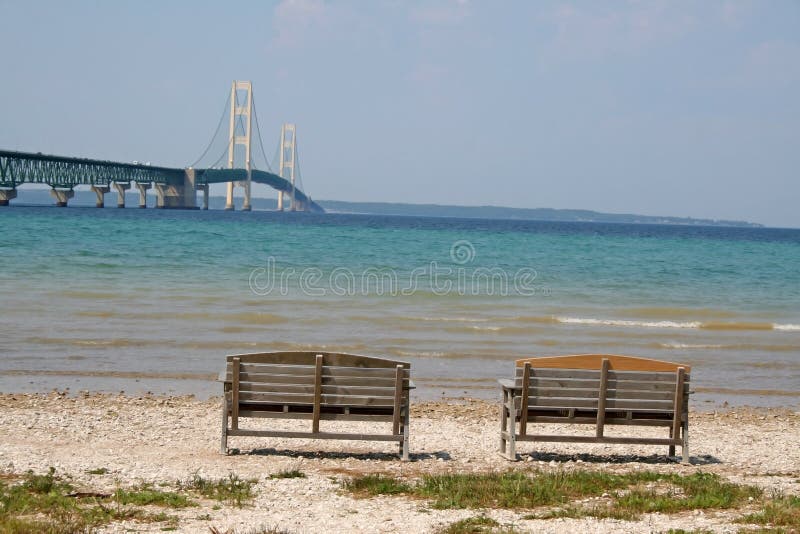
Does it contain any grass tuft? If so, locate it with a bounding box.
[21,467,72,495]
[269,469,306,479]
[210,526,292,534]
[738,494,800,528]
[179,472,257,507]
[606,472,761,519]
[114,484,196,508]
[436,515,522,534]
[86,467,109,475]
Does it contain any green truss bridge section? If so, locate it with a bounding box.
[0,149,183,188]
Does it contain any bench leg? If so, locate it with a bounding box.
[220,395,228,455]
[505,396,517,461]
[399,406,410,461]
[499,391,508,454]
[668,426,676,457]
[681,419,690,464]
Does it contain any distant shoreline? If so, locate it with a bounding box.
[5,188,763,227]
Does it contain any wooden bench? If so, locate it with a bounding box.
[220,351,412,460]
[499,354,690,463]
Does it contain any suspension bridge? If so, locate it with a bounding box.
[0,81,324,212]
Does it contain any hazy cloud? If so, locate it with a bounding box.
[410,0,471,26]
[271,0,327,50]
[540,2,697,62]
[740,40,800,88]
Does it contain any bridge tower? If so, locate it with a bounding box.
[224,80,253,211]
[277,123,297,211]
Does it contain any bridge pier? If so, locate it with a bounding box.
[0,188,17,206]
[50,188,74,207]
[225,181,252,210]
[196,183,209,210]
[154,169,197,209]
[135,182,151,208]
[277,191,284,211]
[241,180,252,211]
[225,183,235,210]
[113,182,130,208]
[91,185,110,207]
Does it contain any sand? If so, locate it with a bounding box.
[0,392,798,533]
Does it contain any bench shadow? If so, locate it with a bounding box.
[522,451,721,466]
[238,448,452,462]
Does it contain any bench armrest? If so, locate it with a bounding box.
[498,379,518,391]
[217,369,228,383]
[406,380,416,390]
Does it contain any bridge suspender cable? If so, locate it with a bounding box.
[189,91,231,169]
[250,97,273,172]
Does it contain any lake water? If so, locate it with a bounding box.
[1,206,798,408]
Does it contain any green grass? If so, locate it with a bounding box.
[269,469,306,479]
[209,526,292,534]
[179,473,258,507]
[114,484,196,508]
[0,468,186,533]
[436,515,522,534]
[739,495,800,528]
[343,469,763,521]
[345,469,662,509]
[603,472,762,519]
[86,467,108,475]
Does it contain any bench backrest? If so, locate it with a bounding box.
[224,351,411,432]
[514,354,690,413]
[225,351,411,407]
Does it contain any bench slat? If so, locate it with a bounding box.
[226,364,411,381]
[517,368,690,382]
[525,397,674,411]
[525,416,674,427]
[228,429,403,442]
[514,435,681,446]
[227,372,411,388]
[520,377,686,392]
[239,392,399,407]
[234,363,410,377]
[238,410,393,422]
[515,354,691,372]
[238,382,401,397]
[227,351,410,369]
[526,387,676,401]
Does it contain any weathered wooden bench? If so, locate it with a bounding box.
[499,354,690,463]
[220,351,412,460]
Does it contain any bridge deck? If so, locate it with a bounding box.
[0,150,323,212]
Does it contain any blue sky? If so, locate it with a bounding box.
[1,1,798,227]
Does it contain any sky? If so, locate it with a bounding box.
[0,1,798,227]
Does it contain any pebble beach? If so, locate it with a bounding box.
[1,392,798,533]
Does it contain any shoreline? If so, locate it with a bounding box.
[3,369,800,410]
[1,391,798,533]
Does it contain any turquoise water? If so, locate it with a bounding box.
[1,206,799,407]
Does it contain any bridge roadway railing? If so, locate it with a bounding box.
[0,150,185,189]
